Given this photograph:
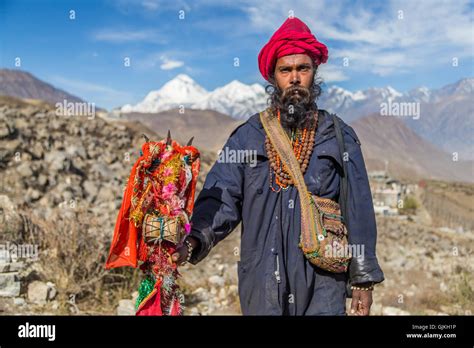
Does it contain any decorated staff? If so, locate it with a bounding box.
[105,131,200,316]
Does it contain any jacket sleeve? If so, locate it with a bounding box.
[343,125,385,285]
[188,128,245,264]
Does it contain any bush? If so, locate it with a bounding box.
[400,195,418,214]
[24,208,141,314]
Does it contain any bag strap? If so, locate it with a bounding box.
[331,114,349,226]
[259,108,319,254]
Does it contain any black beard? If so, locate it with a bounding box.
[273,85,317,129]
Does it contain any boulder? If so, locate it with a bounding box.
[208,275,225,287]
[0,272,21,297]
[117,299,135,315]
[382,306,410,315]
[27,280,49,304]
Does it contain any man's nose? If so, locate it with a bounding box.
[289,71,300,85]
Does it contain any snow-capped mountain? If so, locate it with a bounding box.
[121,74,208,113]
[121,74,267,118]
[120,74,472,123]
[120,75,473,159]
[318,85,405,123]
[192,80,267,119]
[120,74,419,120]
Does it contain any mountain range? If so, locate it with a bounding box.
[121,74,268,119]
[0,68,472,182]
[120,74,474,161]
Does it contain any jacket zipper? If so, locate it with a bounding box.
[274,254,281,283]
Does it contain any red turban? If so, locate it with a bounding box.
[258,17,328,82]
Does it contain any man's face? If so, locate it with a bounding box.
[270,53,318,129]
[274,54,315,91]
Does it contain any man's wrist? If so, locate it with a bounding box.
[186,236,200,250]
[351,282,375,291]
[182,239,193,264]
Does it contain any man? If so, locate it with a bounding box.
[172,17,384,315]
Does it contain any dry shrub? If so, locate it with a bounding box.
[23,207,141,314]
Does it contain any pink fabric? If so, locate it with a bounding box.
[258,17,328,81]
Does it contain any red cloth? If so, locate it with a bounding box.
[105,141,200,269]
[258,17,328,82]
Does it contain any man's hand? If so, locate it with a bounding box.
[350,283,373,316]
[171,236,199,265]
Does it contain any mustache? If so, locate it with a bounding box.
[280,85,311,105]
[276,85,315,129]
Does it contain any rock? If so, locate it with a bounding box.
[0,195,23,241]
[65,144,87,160]
[0,122,12,138]
[90,162,112,179]
[0,250,11,264]
[51,300,60,310]
[46,282,57,301]
[96,185,116,203]
[15,161,33,178]
[3,139,21,154]
[188,307,200,316]
[132,291,139,303]
[424,309,448,315]
[223,264,238,284]
[29,142,45,159]
[36,174,48,189]
[0,272,21,297]
[228,285,238,294]
[192,287,209,301]
[13,297,26,306]
[382,306,410,315]
[218,287,227,300]
[0,261,24,273]
[370,303,383,315]
[24,188,42,203]
[83,180,99,201]
[117,299,135,315]
[44,150,69,172]
[208,275,225,287]
[21,106,37,117]
[27,281,49,304]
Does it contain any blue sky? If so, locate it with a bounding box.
[1,0,473,109]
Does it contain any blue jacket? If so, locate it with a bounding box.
[189,109,384,315]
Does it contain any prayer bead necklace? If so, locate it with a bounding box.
[265,108,318,192]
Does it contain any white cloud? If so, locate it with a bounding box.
[93,29,166,44]
[160,56,184,70]
[131,52,186,70]
[114,0,191,13]
[318,64,349,82]
[242,0,473,77]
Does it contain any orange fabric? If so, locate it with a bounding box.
[105,140,200,270]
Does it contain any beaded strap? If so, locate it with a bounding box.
[260,108,319,254]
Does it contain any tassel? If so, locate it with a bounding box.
[170,295,182,315]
